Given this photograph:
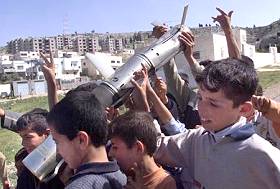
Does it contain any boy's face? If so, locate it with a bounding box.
[109,137,141,175]
[19,128,47,153]
[197,87,244,132]
[50,127,83,169]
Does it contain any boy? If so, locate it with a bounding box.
[47,90,126,189]
[15,108,66,189]
[155,58,280,188]
[109,111,176,189]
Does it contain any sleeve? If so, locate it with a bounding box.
[163,58,200,113]
[154,129,201,169]
[165,94,179,120]
[161,117,187,135]
[163,59,189,112]
[188,60,204,78]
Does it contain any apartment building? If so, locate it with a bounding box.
[74,35,99,54]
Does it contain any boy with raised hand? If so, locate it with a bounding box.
[109,111,176,189]
[154,58,280,189]
[47,90,126,189]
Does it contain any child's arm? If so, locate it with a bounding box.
[212,7,241,59]
[40,52,58,110]
[130,68,150,112]
[179,30,204,77]
[252,95,280,137]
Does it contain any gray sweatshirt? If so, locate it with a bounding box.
[155,117,280,189]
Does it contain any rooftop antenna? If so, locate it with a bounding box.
[63,14,70,36]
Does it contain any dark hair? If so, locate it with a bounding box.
[199,59,213,67]
[72,81,99,92]
[196,58,258,107]
[47,90,108,147]
[109,111,158,156]
[15,108,49,135]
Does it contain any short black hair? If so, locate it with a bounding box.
[15,108,49,135]
[196,58,258,107]
[72,81,99,92]
[109,111,158,156]
[47,90,108,147]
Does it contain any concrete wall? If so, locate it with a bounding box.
[12,80,47,97]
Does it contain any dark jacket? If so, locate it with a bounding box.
[16,167,64,189]
[65,161,127,189]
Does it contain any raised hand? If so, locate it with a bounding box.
[154,77,168,104]
[212,7,233,31]
[105,107,119,122]
[152,25,168,39]
[124,163,145,189]
[40,51,56,82]
[251,95,271,114]
[130,65,151,112]
[179,31,195,59]
[40,51,58,109]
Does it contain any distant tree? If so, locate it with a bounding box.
[0,73,20,84]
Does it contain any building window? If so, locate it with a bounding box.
[111,60,115,63]
[17,66,24,70]
[71,61,78,67]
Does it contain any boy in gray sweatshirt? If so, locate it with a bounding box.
[155,58,280,189]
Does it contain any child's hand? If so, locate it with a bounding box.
[131,65,150,112]
[40,51,56,82]
[179,31,195,60]
[3,180,10,189]
[251,95,271,114]
[124,163,145,189]
[212,7,233,31]
[0,107,5,117]
[59,164,73,185]
[152,25,168,39]
[154,77,168,104]
[105,107,119,122]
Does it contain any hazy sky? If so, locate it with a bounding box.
[1,0,280,46]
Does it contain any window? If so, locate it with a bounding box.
[17,66,24,70]
[111,60,115,63]
[71,61,78,67]
[117,61,120,63]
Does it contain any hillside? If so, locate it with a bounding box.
[245,19,280,52]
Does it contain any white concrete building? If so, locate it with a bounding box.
[186,28,280,68]
[14,51,40,61]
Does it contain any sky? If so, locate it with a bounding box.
[1,0,280,46]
